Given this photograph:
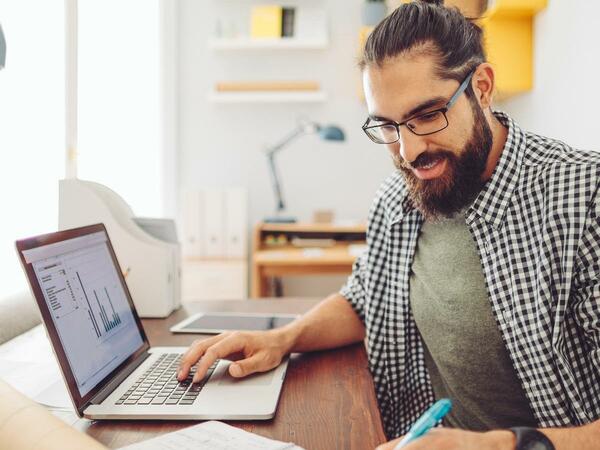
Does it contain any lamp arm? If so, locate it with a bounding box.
[264,124,313,214]
[267,152,285,213]
[264,126,307,157]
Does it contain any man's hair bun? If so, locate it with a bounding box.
[421,0,444,6]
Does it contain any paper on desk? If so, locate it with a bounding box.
[118,421,305,450]
[0,324,72,409]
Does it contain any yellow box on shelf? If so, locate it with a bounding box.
[480,0,548,99]
[251,5,283,39]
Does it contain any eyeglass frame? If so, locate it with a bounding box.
[361,69,476,144]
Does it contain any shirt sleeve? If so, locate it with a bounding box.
[572,186,600,368]
[339,246,369,323]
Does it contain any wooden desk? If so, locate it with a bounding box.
[76,299,386,449]
[252,223,366,298]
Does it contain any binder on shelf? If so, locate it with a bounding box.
[202,189,225,258]
[181,189,203,257]
[181,187,248,259]
[225,188,248,258]
[59,179,181,318]
[282,7,295,37]
[251,5,283,38]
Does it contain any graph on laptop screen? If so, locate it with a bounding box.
[25,231,144,396]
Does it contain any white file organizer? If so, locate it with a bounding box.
[180,188,248,300]
[59,179,181,318]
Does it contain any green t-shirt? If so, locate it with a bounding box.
[409,211,537,431]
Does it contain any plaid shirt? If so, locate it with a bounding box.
[340,112,600,438]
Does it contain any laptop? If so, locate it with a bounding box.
[16,223,288,420]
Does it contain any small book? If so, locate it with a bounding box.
[282,7,295,37]
[251,5,283,38]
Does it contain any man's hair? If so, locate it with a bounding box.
[360,0,485,89]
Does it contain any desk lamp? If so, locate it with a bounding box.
[264,120,345,223]
[0,24,6,70]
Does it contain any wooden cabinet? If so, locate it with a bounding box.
[251,222,366,298]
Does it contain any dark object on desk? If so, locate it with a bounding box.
[264,119,345,224]
[264,216,297,224]
[170,312,298,334]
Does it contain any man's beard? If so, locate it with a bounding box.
[393,101,493,221]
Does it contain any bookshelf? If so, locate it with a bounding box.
[209,37,329,51]
[209,3,328,105]
[208,91,327,104]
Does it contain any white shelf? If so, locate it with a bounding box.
[209,37,329,51]
[208,91,327,104]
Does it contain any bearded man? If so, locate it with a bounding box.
[178,1,600,448]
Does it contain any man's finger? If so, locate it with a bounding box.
[192,334,247,383]
[177,334,226,380]
[375,435,403,450]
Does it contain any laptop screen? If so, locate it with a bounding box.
[21,228,146,397]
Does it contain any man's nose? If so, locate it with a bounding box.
[398,127,428,165]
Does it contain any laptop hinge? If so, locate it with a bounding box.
[89,350,151,405]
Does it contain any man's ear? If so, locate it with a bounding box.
[472,63,495,109]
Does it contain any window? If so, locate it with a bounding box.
[0,0,171,301]
[0,1,65,298]
[77,0,164,218]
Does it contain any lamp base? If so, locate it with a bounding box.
[264,216,297,224]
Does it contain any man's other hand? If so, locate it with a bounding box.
[375,428,516,450]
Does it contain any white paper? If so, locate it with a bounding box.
[0,325,70,407]
[118,421,304,450]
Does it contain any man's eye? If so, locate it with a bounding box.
[417,111,441,122]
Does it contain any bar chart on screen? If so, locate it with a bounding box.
[28,231,145,395]
[34,239,130,343]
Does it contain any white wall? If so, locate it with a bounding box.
[498,1,600,151]
[177,0,600,297]
[177,0,392,296]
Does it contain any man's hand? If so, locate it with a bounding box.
[176,293,366,383]
[375,428,515,450]
[177,328,294,383]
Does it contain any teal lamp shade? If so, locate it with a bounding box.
[319,125,345,142]
[0,24,5,70]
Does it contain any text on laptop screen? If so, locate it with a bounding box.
[23,231,144,396]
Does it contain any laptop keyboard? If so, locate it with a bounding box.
[115,353,218,406]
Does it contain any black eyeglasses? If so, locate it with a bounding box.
[362,70,476,145]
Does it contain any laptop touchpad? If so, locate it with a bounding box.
[217,365,276,387]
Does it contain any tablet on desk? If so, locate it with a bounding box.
[170,312,299,334]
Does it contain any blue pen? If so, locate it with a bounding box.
[393,398,452,449]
